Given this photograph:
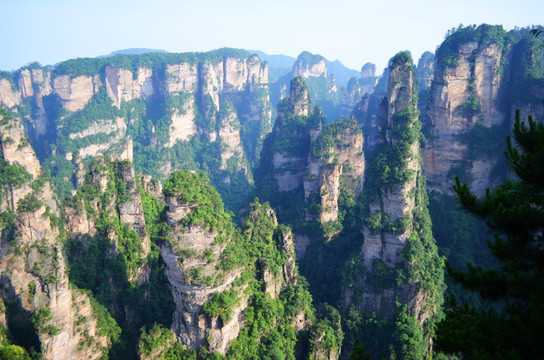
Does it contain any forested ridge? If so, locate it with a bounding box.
[0,24,543,360]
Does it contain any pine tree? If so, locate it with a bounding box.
[436,110,544,359]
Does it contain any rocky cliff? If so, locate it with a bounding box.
[342,53,444,359]
[352,67,389,161]
[159,172,306,355]
[303,119,365,227]
[421,25,544,196]
[340,63,379,117]
[0,49,272,214]
[0,109,109,360]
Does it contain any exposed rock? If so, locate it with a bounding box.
[53,75,99,112]
[167,99,197,147]
[166,63,198,94]
[361,55,420,267]
[351,54,444,337]
[0,79,21,108]
[67,117,132,162]
[294,234,310,259]
[360,62,379,95]
[416,52,435,89]
[423,42,505,195]
[218,106,247,173]
[0,111,109,360]
[105,66,154,108]
[273,152,307,192]
[18,69,34,98]
[303,124,365,224]
[288,76,311,116]
[293,54,328,79]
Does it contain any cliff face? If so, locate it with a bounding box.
[416,52,435,90]
[0,110,109,360]
[270,77,316,192]
[293,53,328,79]
[0,50,272,213]
[160,173,301,354]
[422,27,512,196]
[343,53,444,358]
[340,63,378,117]
[361,54,421,270]
[303,121,365,225]
[352,68,389,161]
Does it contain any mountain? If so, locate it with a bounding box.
[0,25,544,359]
[248,50,296,69]
[98,48,168,58]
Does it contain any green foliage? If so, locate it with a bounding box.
[0,344,32,360]
[393,304,426,360]
[65,159,175,359]
[350,339,372,360]
[437,24,508,69]
[311,117,359,161]
[0,157,33,189]
[16,194,42,213]
[163,171,234,236]
[436,110,544,359]
[297,51,325,67]
[52,48,250,77]
[31,307,59,336]
[390,52,413,68]
[457,94,480,117]
[202,289,239,322]
[138,325,197,360]
[0,211,15,230]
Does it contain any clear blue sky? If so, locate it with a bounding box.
[1,0,542,74]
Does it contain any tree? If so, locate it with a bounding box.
[435,110,544,359]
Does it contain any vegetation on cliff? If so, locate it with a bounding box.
[436,111,544,359]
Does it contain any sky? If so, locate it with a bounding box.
[1,0,543,74]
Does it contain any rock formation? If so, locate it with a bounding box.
[343,52,444,358]
[160,172,302,354]
[0,110,109,360]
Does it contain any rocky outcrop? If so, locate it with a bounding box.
[67,117,133,162]
[303,122,365,225]
[167,97,198,147]
[53,75,99,112]
[271,77,315,192]
[361,54,420,268]
[0,111,109,359]
[416,52,435,90]
[340,63,378,117]
[66,157,150,282]
[165,63,198,93]
[218,104,248,174]
[342,54,444,360]
[352,68,389,161]
[161,176,300,354]
[422,41,505,195]
[160,176,248,354]
[293,52,328,79]
[105,66,154,108]
[0,79,21,108]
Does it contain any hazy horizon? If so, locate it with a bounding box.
[1,0,542,74]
